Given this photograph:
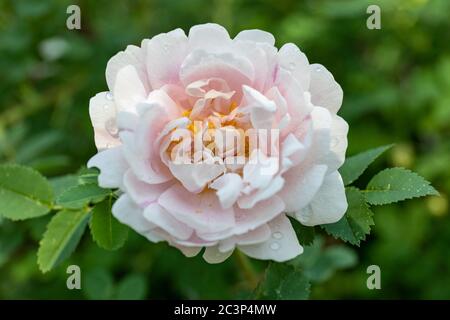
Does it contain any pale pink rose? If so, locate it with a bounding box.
[88,23,348,263]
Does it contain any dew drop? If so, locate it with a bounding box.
[288,62,296,70]
[270,242,280,250]
[106,92,113,100]
[105,118,119,137]
[272,232,283,240]
[315,66,322,72]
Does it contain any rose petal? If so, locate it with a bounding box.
[113,65,147,113]
[309,64,343,114]
[168,161,225,193]
[143,203,194,240]
[233,195,285,234]
[234,29,275,46]
[278,43,310,90]
[123,169,172,207]
[112,194,154,233]
[106,44,150,93]
[278,164,328,213]
[89,92,121,150]
[87,146,128,189]
[238,214,303,262]
[188,23,231,52]
[218,224,271,253]
[210,173,243,209]
[146,28,188,89]
[203,246,234,264]
[158,185,235,234]
[295,171,347,226]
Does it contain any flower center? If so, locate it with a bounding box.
[167,101,251,165]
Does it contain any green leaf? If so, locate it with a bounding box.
[77,167,99,185]
[289,217,315,246]
[49,175,79,199]
[89,199,128,250]
[254,263,310,300]
[56,183,110,209]
[116,274,147,300]
[339,144,392,185]
[0,164,53,220]
[322,187,374,246]
[289,237,358,283]
[37,209,90,273]
[365,167,439,205]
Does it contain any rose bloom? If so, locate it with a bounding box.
[88,23,348,263]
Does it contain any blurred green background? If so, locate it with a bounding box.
[0,0,449,299]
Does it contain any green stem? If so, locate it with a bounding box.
[234,250,258,289]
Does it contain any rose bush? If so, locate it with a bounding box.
[88,23,348,263]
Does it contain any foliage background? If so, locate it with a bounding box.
[0,0,449,299]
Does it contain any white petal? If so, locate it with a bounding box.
[203,246,234,264]
[188,23,231,52]
[233,40,277,92]
[113,65,147,112]
[146,28,188,89]
[238,176,284,209]
[89,92,121,150]
[322,115,348,172]
[234,195,285,235]
[278,43,310,90]
[106,44,150,93]
[238,214,303,262]
[210,173,243,209]
[295,171,347,226]
[281,133,307,168]
[145,88,182,119]
[168,162,225,193]
[309,106,333,162]
[87,146,128,189]
[218,224,271,253]
[275,68,312,128]
[120,103,172,184]
[242,149,278,191]
[116,111,139,132]
[143,203,194,240]
[240,85,276,130]
[158,185,235,234]
[234,29,275,46]
[123,170,172,207]
[278,164,328,212]
[112,194,154,233]
[180,50,254,97]
[176,246,202,258]
[309,64,343,114]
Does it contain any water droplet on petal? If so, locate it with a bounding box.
[105,118,119,137]
[272,232,283,240]
[270,242,280,250]
[106,92,113,100]
[315,66,322,72]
